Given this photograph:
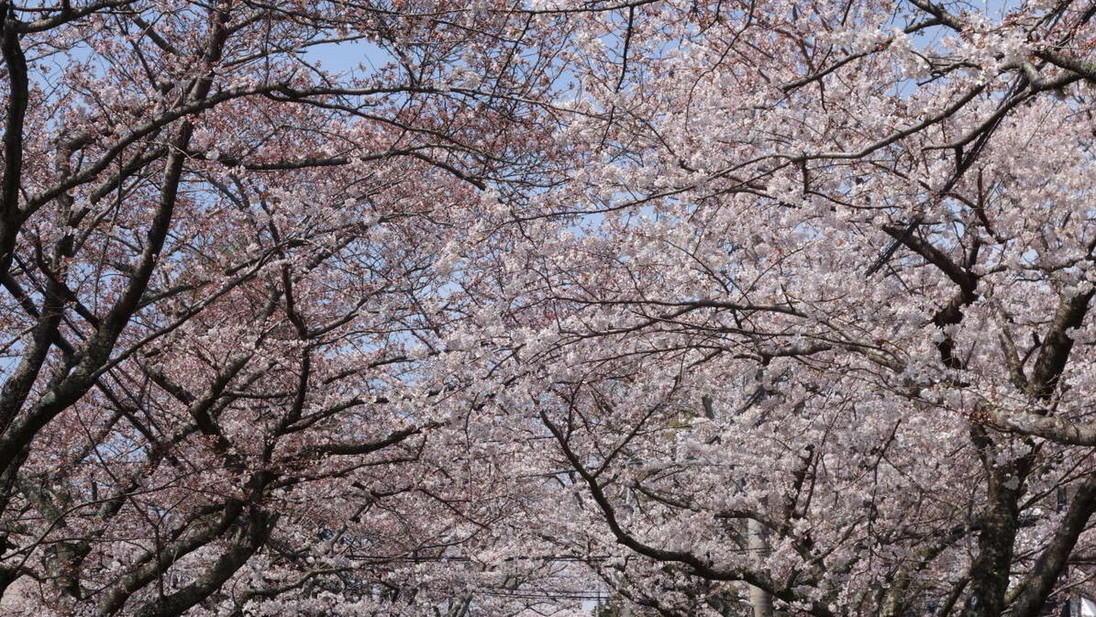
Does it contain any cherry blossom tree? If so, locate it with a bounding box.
[454,1,1096,616]
[0,0,594,614]
[11,0,1096,616]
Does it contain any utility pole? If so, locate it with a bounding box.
[747,517,774,617]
